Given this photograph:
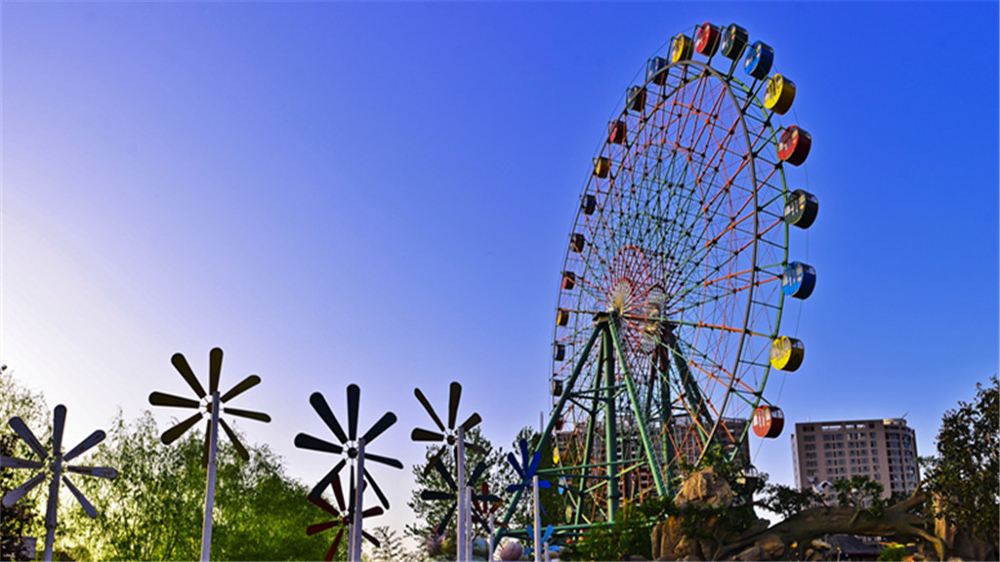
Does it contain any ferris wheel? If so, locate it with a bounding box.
[504,22,820,533]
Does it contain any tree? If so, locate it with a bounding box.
[0,367,48,561]
[368,525,408,562]
[921,375,999,558]
[61,411,333,561]
[405,427,504,558]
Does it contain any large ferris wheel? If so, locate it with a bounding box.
[501,22,820,534]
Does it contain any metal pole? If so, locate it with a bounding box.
[350,438,365,562]
[42,459,61,561]
[488,512,495,561]
[201,391,221,562]
[456,427,466,562]
[532,474,541,562]
[602,323,619,521]
[465,485,472,561]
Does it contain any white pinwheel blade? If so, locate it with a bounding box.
[66,465,118,479]
[0,455,43,470]
[8,417,47,460]
[2,472,46,507]
[62,476,97,518]
[63,430,106,462]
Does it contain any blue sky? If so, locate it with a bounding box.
[3,1,997,538]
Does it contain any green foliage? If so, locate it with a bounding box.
[877,542,908,561]
[832,475,886,514]
[758,482,821,518]
[368,525,413,562]
[61,411,332,561]
[0,369,48,561]
[564,497,670,561]
[405,427,505,554]
[921,376,999,550]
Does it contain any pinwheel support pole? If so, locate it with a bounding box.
[487,512,495,561]
[464,485,472,561]
[456,426,467,561]
[532,474,541,562]
[349,438,365,562]
[201,390,221,562]
[41,455,62,561]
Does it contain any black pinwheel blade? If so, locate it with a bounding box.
[295,433,344,455]
[467,460,488,486]
[325,528,345,562]
[2,472,46,507]
[506,451,524,478]
[63,430,106,463]
[346,384,360,441]
[7,417,46,460]
[361,530,381,548]
[0,456,43,470]
[421,490,455,501]
[414,388,446,432]
[308,492,341,517]
[361,412,396,444]
[347,465,356,519]
[422,446,447,477]
[411,428,446,442]
[52,405,66,456]
[149,391,201,409]
[309,458,346,503]
[361,505,384,518]
[223,407,270,422]
[447,382,461,430]
[66,465,118,479]
[331,462,347,511]
[363,468,390,509]
[208,347,223,394]
[219,418,249,461]
[307,520,340,536]
[365,452,404,469]
[171,352,207,398]
[62,476,97,518]
[220,375,261,403]
[473,493,501,503]
[309,392,348,444]
[436,502,456,534]
[161,412,204,445]
[460,412,482,432]
[432,457,457,491]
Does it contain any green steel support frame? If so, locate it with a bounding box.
[497,312,669,540]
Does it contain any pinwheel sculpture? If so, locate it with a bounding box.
[295,384,401,562]
[471,481,504,558]
[525,525,556,562]
[1,405,117,561]
[307,467,384,561]
[148,347,270,562]
[506,438,551,562]
[420,456,496,535]
[411,381,483,562]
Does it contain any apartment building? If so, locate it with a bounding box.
[791,418,919,498]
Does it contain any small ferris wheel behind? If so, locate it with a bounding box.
[502,21,821,534]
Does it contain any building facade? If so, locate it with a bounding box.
[791,418,919,498]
